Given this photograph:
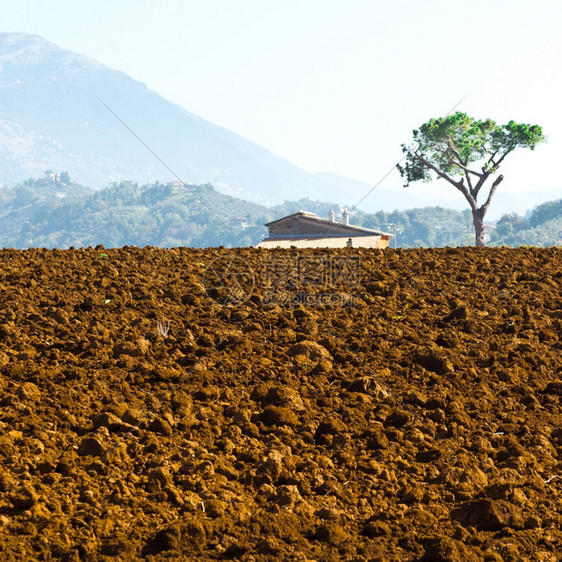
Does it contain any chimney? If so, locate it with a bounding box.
[342,209,349,226]
[328,210,335,222]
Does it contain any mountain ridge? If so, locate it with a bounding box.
[1,32,560,219]
[0,32,379,206]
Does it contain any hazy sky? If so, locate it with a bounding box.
[2,0,561,197]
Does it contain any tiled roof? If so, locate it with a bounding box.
[264,211,391,237]
[256,235,386,249]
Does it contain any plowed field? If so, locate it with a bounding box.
[0,246,561,561]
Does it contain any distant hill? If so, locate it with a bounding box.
[0,32,412,210]
[0,174,270,248]
[490,199,562,247]
[1,174,559,249]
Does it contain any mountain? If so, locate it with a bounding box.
[0,32,408,210]
[1,33,558,219]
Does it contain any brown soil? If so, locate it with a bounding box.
[0,246,561,561]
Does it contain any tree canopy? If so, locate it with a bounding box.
[397,112,545,245]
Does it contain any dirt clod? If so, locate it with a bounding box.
[0,246,560,560]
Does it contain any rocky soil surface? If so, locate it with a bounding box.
[0,246,561,561]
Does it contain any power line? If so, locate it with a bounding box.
[346,89,472,217]
[96,88,471,249]
[285,89,472,248]
[94,94,244,245]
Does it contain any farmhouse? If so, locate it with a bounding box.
[256,210,392,249]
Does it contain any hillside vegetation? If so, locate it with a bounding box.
[0,175,268,249]
[0,174,560,249]
[491,200,562,247]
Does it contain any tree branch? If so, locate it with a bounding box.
[445,138,466,166]
[464,169,474,193]
[483,149,500,172]
[480,174,504,215]
[443,143,484,179]
[413,151,459,187]
[492,149,513,170]
[471,169,494,200]
[413,152,477,210]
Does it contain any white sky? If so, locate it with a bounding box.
[2,0,562,197]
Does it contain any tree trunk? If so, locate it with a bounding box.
[472,208,486,247]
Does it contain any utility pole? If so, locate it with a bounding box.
[387,223,402,249]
